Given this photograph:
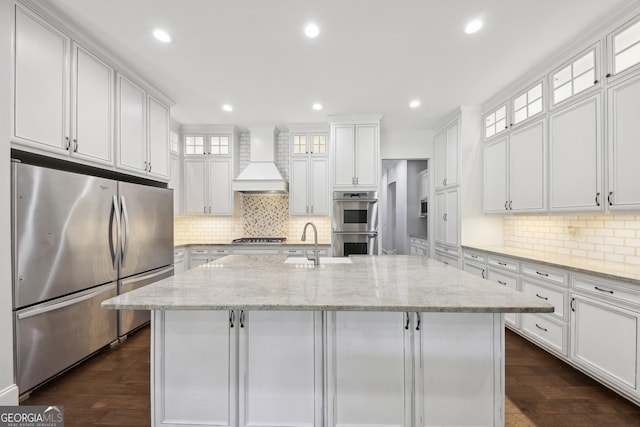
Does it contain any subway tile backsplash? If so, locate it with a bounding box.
[503,215,640,265]
[174,193,331,245]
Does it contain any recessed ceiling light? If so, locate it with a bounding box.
[222,104,233,112]
[312,103,323,111]
[305,23,320,39]
[465,19,483,34]
[153,29,173,43]
[409,100,421,108]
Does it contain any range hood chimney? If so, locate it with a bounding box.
[232,126,288,193]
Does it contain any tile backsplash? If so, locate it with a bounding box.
[174,193,331,245]
[504,215,640,265]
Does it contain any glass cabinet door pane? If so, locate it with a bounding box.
[553,66,572,88]
[573,51,594,76]
[614,20,640,54]
[616,43,640,74]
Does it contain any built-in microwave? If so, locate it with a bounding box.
[420,197,428,217]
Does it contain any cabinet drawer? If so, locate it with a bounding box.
[463,250,486,263]
[435,251,458,267]
[210,248,231,256]
[522,280,567,320]
[436,245,459,257]
[521,313,567,356]
[282,248,304,256]
[487,256,518,273]
[487,269,518,291]
[174,248,184,257]
[190,247,209,255]
[522,263,566,286]
[572,276,640,308]
[463,261,486,279]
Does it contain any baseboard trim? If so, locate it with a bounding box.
[0,384,19,405]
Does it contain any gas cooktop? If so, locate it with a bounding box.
[231,237,287,244]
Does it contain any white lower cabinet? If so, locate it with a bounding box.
[154,310,321,427]
[326,311,411,427]
[238,311,322,427]
[487,268,519,327]
[154,310,237,427]
[520,312,568,356]
[570,293,639,392]
[415,313,502,427]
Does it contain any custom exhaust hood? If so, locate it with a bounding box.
[232,126,288,193]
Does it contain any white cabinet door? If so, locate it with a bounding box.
[434,130,446,189]
[445,188,459,246]
[238,311,322,427]
[184,159,207,215]
[154,310,237,427]
[168,155,180,215]
[434,191,446,244]
[355,124,378,187]
[415,313,501,427]
[14,5,70,151]
[608,73,640,210]
[463,261,486,279]
[71,44,113,165]
[333,125,355,187]
[291,158,309,215]
[549,95,602,211]
[173,257,184,275]
[571,294,638,391]
[117,75,147,174]
[208,159,232,215]
[148,95,170,179]
[510,119,546,212]
[419,171,429,200]
[445,121,459,187]
[310,157,329,215]
[483,136,508,213]
[326,311,411,427]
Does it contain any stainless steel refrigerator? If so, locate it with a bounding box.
[12,162,173,394]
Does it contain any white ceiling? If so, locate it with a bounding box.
[45,0,637,130]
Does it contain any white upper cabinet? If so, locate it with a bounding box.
[13,5,70,152]
[290,131,330,216]
[511,81,544,127]
[435,188,459,247]
[434,119,459,189]
[12,3,172,180]
[181,126,237,216]
[550,45,600,107]
[509,119,546,212]
[607,73,640,210]
[332,120,379,190]
[484,116,546,214]
[13,5,114,166]
[484,104,508,140]
[549,94,602,211]
[483,137,509,213]
[607,15,640,82]
[71,44,113,165]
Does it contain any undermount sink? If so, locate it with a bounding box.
[283,257,353,264]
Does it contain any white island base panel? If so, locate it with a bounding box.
[152,310,505,427]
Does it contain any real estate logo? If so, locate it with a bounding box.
[0,406,64,427]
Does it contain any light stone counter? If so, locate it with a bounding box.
[464,244,640,284]
[102,254,553,313]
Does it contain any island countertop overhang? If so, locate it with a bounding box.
[102,255,554,313]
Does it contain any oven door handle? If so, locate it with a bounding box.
[333,199,378,204]
[332,231,378,237]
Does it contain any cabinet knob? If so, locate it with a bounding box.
[606,73,612,78]
[594,79,599,84]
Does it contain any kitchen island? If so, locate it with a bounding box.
[103,255,553,427]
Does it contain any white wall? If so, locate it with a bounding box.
[0,0,19,405]
[380,129,434,160]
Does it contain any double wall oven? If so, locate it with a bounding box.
[332,191,378,256]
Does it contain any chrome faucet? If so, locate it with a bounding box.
[301,222,320,266]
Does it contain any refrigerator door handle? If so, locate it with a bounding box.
[120,196,130,268]
[120,266,174,287]
[17,284,116,320]
[109,195,121,270]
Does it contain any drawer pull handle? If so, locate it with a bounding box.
[536,271,549,277]
[535,323,548,332]
[497,280,507,285]
[594,286,614,294]
[498,262,507,266]
[404,312,410,330]
[535,293,548,300]
[470,254,478,259]
[416,312,421,331]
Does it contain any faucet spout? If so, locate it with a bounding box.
[301,222,319,266]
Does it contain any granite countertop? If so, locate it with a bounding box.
[463,244,640,284]
[409,234,428,240]
[175,242,332,248]
[102,254,553,313]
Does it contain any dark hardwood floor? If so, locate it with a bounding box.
[23,326,640,426]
